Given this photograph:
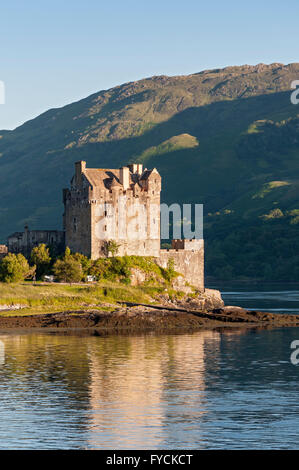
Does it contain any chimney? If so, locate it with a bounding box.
[75,161,86,186]
[119,166,130,190]
[128,163,138,173]
[128,163,143,175]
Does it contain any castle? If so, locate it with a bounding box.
[63,161,204,291]
[7,161,204,291]
[63,161,161,259]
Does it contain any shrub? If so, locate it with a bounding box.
[106,240,120,257]
[71,253,92,276]
[88,258,111,280]
[0,253,32,283]
[262,208,284,220]
[53,258,83,283]
[162,258,179,283]
[30,244,51,279]
[89,256,131,282]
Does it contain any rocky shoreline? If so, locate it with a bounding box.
[0,287,298,333]
[0,304,299,333]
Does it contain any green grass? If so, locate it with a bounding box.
[0,280,169,316]
[252,181,291,200]
[134,133,199,163]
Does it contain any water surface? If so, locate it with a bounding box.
[211,281,299,314]
[0,283,299,449]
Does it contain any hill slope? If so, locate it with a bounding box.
[1,62,299,280]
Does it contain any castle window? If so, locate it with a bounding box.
[73,217,77,233]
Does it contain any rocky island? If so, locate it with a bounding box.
[0,284,298,333]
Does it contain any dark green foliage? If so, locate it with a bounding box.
[237,117,299,164]
[53,257,83,283]
[161,258,179,282]
[87,257,128,282]
[71,252,92,277]
[87,255,165,284]
[30,244,51,279]
[88,258,112,280]
[0,253,32,283]
[106,240,120,257]
[205,214,299,280]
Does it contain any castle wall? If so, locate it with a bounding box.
[0,245,8,259]
[64,196,92,258]
[172,239,204,251]
[7,229,64,257]
[90,186,161,259]
[158,240,204,292]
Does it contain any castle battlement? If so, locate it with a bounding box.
[171,239,204,251]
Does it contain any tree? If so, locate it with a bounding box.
[30,244,51,279]
[0,253,32,283]
[163,258,178,283]
[64,246,71,258]
[53,257,83,283]
[88,258,110,280]
[106,240,120,257]
[71,253,92,277]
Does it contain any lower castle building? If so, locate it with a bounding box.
[159,239,204,292]
[0,245,8,259]
[7,226,65,258]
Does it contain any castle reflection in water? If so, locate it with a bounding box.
[0,329,246,449]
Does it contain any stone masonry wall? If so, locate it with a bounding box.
[64,198,92,258]
[158,241,204,292]
[90,187,161,259]
[0,245,8,259]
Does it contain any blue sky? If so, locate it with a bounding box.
[0,0,298,129]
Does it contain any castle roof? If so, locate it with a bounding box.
[7,232,23,239]
[7,229,64,239]
[139,169,153,180]
[109,177,123,190]
[83,169,123,190]
[82,166,157,190]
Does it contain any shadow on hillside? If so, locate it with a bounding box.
[0,89,297,240]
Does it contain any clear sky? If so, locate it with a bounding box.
[0,0,298,129]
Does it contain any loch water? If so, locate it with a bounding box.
[0,282,299,449]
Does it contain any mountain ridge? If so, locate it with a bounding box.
[1,62,299,279]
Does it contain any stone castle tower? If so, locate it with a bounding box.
[63,161,161,259]
[63,161,204,291]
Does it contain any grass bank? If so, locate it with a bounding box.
[0,280,178,316]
